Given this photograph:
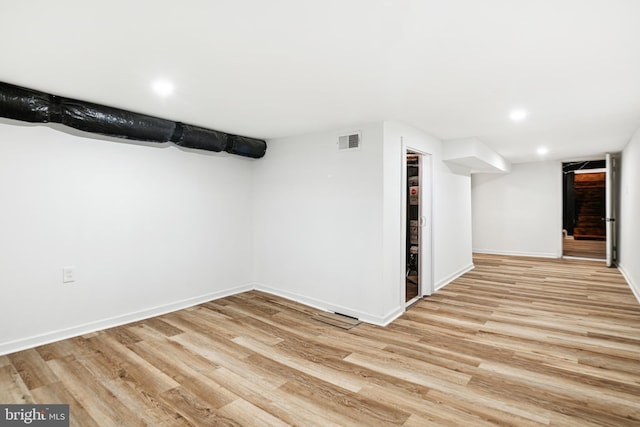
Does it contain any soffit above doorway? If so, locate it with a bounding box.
[443,137,511,174]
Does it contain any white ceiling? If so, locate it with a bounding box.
[2,0,639,163]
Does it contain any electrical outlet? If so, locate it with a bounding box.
[63,266,75,283]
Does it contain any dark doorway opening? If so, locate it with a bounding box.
[562,160,606,259]
[405,151,421,303]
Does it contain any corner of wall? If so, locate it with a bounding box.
[618,263,640,304]
[435,263,475,291]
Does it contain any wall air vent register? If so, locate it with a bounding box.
[337,132,361,151]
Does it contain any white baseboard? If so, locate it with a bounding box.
[473,248,559,259]
[254,283,402,326]
[379,306,406,326]
[435,263,475,291]
[618,263,640,304]
[6,270,476,356]
[0,284,253,356]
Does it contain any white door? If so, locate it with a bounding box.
[420,153,433,296]
[605,153,617,267]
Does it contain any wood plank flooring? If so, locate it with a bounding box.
[563,237,606,259]
[1,254,639,426]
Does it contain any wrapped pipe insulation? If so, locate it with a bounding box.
[225,135,268,159]
[173,124,228,152]
[59,98,176,142]
[0,81,267,158]
[0,81,51,123]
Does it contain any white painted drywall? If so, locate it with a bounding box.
[0,122,255,353]
[384,122,474,294]
[252,121,474,325]
[252,123,388,324]
[472,161,563,258]
[1,118,477,351]
[443,137,511,173]
[618,127,640,301]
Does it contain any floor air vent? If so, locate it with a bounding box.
[311,311,361,330]
[338,132,361,151]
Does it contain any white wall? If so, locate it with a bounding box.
[1,118,477,352]
[472,161,563,258]
[618,127,640,301]
[252,123,388,323]
[0,122,255,354]
[383,121,474,293]
[253,121,474,325]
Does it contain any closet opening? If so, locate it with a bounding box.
[402,145,432,308]
[406,151,421,304]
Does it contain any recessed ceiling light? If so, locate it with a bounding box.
[151,79,174,97]
[509,109,528,121]
[537,146,549,156]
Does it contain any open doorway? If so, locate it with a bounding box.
[562,160,606,259]
[406,152,421,303]
[404,149,433,306]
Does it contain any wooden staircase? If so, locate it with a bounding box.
[573,172,606,240]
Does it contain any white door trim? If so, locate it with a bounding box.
[401,142,434,306]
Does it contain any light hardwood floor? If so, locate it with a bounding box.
[563,237,606,259]
[1,254,639,426]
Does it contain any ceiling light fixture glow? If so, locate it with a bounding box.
[537,146,549,156]
[509,109,528,121]
[151,79,174,97]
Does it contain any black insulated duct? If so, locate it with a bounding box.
[0,81,266,158]
[226,135,268,159]
[173,124,228,152]
[0,82,50,123]
[59,98,177,142]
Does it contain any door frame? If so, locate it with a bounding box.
[401,144,433,306]
[605,153,620,267]
[561,159,609,261]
